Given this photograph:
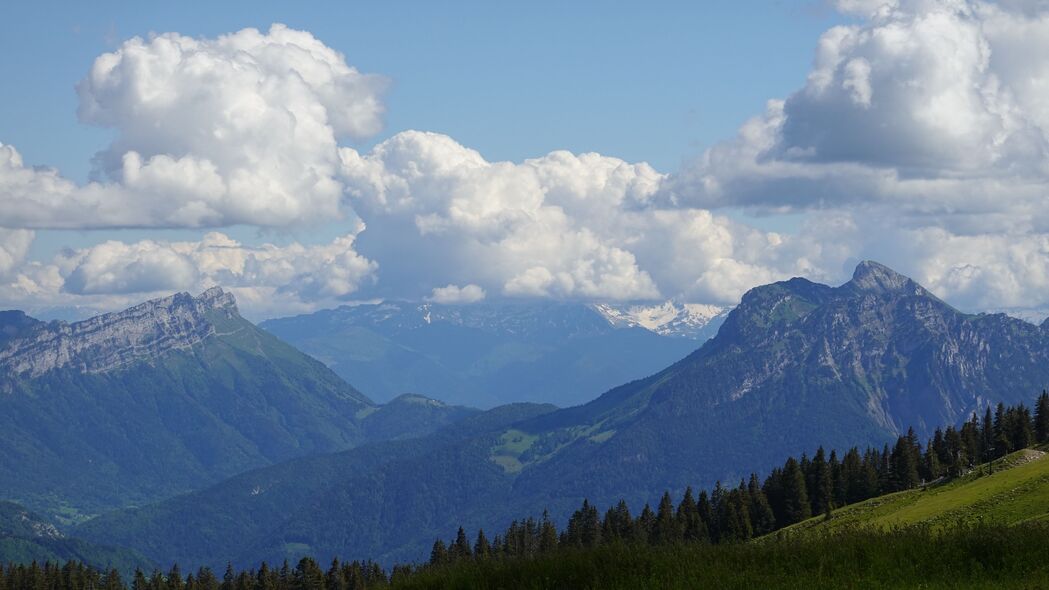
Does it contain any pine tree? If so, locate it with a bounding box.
[781,457,811,526]
[676,487,708,543]
[636,503,655,542]
[810,447,834,514]
[450,527,472,561]
[103,571,123,590]
[132,570,149,590]
[220,565,234,590]
[1013,405,1036,450]
[892,434,920,490]
[429,539,448,567]
[324,560,345,590]
[474,529,492,560]
[746,473,776,536]
[652,491,681,545]
[293,558,323,590]
[829,450,847,508]
[168,565,184,590]
[1036,391,1049,443]
[982,406,995,462]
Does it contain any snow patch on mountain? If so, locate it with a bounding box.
[590,301,730,340]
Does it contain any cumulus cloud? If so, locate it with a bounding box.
[340,131,665,301]
[0,230,377,318]
[667,0,1049,228]
[12,12,1049,318]
[428,284,486,304]
[652,0,1049,312]
[0,24,386,230]
[0,229,33,280]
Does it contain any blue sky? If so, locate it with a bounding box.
[3,1,1049,319]
[2,1,843,258]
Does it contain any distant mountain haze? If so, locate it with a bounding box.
[260,300,727,407]
[75,262,1049,568]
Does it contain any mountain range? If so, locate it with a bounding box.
[260,300,724,407]
[71,261,1049,568]
[0,288,471,524]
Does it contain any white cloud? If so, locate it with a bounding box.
[0,24,386,230]
[11,12,1049,318]
[649,0,1049,311]
[428,284,486,304]
[340,131,666,301]
[0,229,33,280]
[667,0,1049,228]
[0,230,377,318]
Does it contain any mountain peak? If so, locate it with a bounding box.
[847,261,923,296]
[0,287,239,379]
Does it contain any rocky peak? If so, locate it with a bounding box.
[0,287,238,380]
[845,260,926,297]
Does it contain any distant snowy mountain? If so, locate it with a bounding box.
[590,301,731,340]
[989,307,1049,326]
[261,300,722,407]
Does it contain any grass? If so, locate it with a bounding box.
[489,430,539,473]
[783,449,1049,536]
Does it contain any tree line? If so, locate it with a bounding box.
[4,394,1048,590]
[426,395,1049,564]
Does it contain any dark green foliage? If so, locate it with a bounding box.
[1036,391,1049,443]
[0,503,151,575]
[779,458,811,527]
[393,524,1049,589]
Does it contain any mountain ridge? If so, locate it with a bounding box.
[0,287,237,380]
[76,261,1049,568]
[260,300,706,407]
[0,289,474,523]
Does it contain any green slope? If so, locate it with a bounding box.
[0,502,152,574]
[784,449,1049,536]
[0,295,476,525]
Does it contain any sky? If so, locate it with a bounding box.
[2,0,1049,320]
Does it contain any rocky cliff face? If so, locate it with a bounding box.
[0,287,237,379]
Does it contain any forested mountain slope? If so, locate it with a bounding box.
[75,262,1049,567]
[0,289,471,522]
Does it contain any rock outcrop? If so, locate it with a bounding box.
[0,287,237,378]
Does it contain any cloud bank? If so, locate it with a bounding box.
[1,24,386,230]
[6,6,1049,318]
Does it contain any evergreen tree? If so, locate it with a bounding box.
[652,492,682,545]
[892,434,921,490]
[982,407,995,461]
[429,539,448,567]
[636,503,655,543]
[450,527,472,561]
[747,473,776,536]
[780,457,811,526]
[810,447,834,514]
[293,558,323,590]
[168,566,184,590]
[676,487,708,543]
[1013,405,1036,450]
[473,529,492,560]
[324,560,345,590]
[220,565,233,590]
[1036,391,1049,443]
[829,450,847,509]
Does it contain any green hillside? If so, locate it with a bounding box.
[0,502,152,575]
[784,448,1049,536]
